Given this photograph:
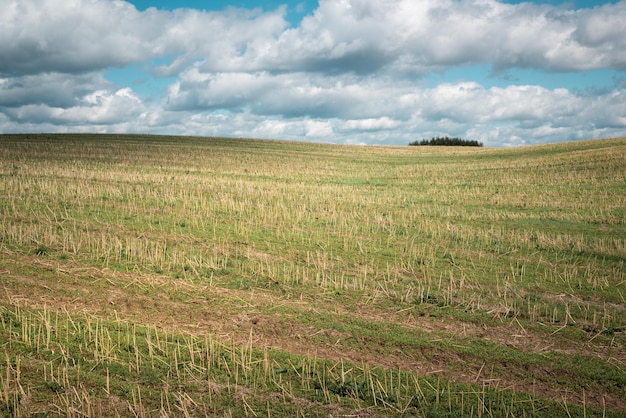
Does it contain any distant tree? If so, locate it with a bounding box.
[409,136,483,147]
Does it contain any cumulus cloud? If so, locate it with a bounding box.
[1,0,625,145]
[419,83,583,124]
[165,69,415,120]
[0,0,156,75]
[4,87,145,125]
[0,72,111,108]
[341,117,401,131]
[0,0,287,76]
[249,0,626,74]
[3,0,624,77]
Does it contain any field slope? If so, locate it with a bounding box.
[1,133,625,417]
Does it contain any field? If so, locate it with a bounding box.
[0,133,625,417]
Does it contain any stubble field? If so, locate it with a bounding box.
[0,134,625,417]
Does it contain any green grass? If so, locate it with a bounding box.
[1,133,625,417]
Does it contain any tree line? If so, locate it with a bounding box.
[409,136,483,147]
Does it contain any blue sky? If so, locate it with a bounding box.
[1,0,625,146]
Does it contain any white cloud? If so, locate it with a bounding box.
[0,0,156,74]
[165,70,418,120]
[0,72,111,108]
[253,0,626,74]
[166,69,280,111]
[4,88,145,125]
[4,0,624,77]
[1,0,625,146]
[304,120,334,137]
[341,117,401,131]
[421,83,584,124]
[573,3,626,57]
[0,0,288,75]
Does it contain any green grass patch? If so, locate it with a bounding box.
[1,133,625,416]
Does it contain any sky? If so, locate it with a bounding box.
[1,0,625,146]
